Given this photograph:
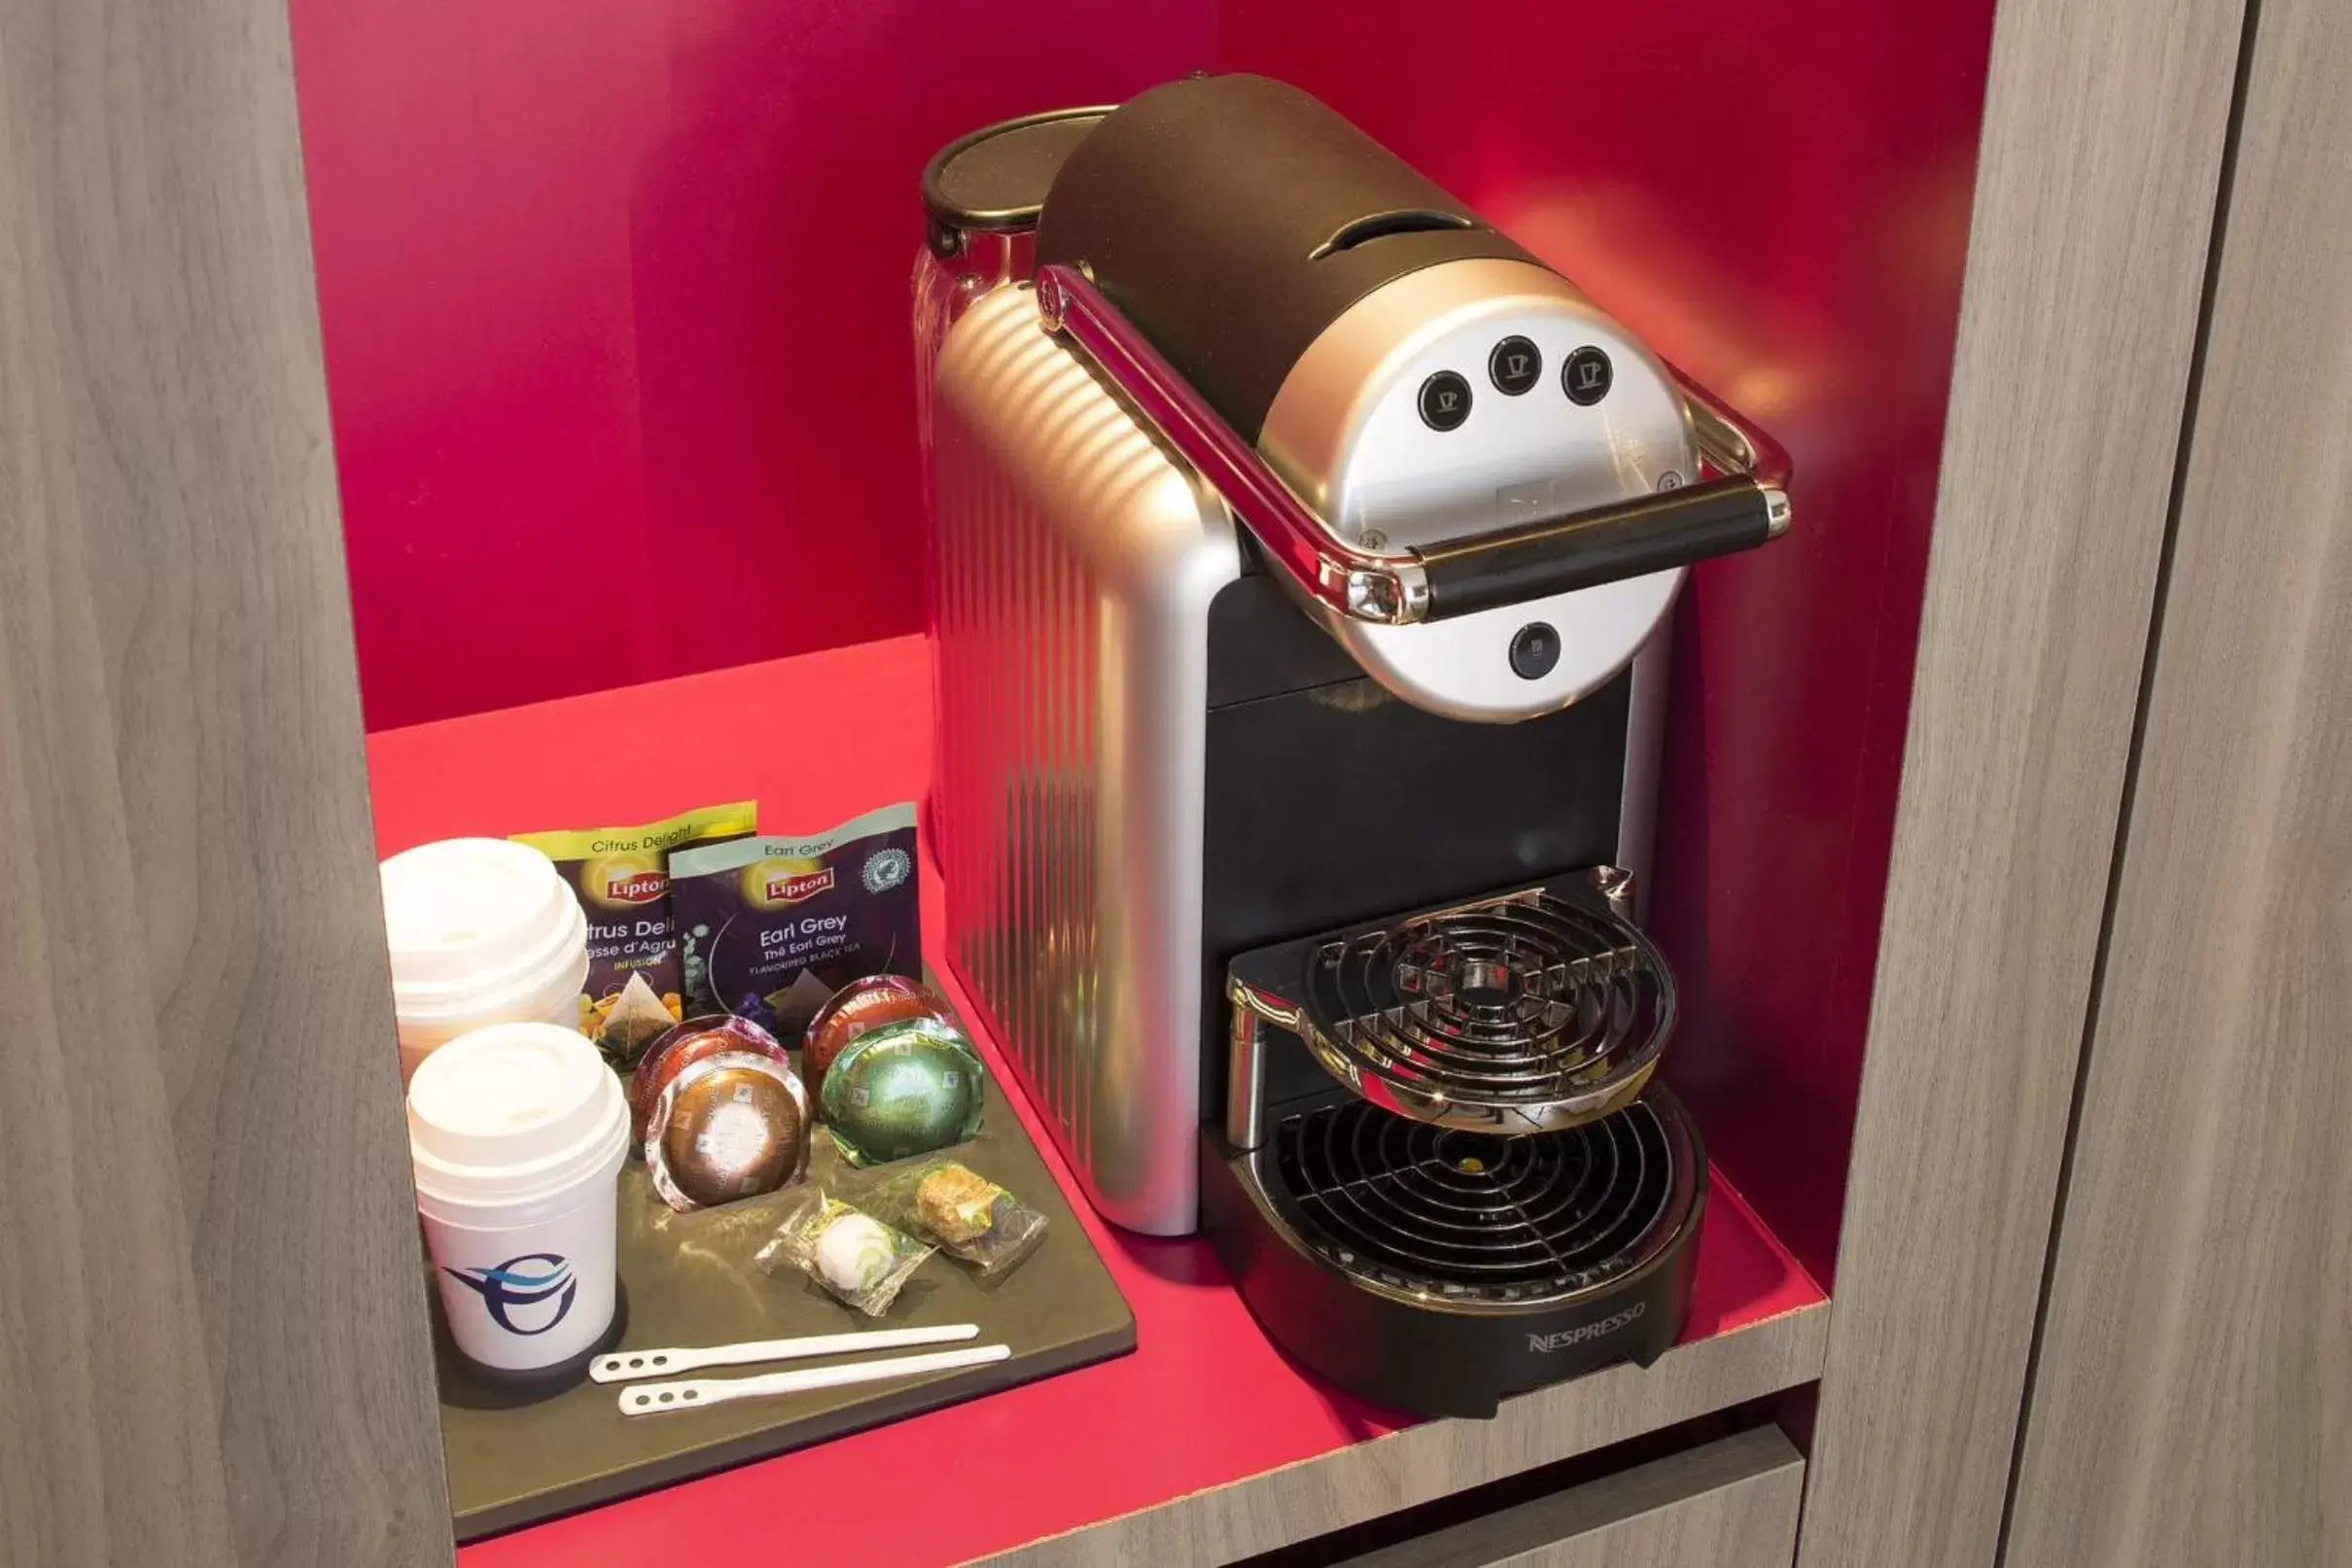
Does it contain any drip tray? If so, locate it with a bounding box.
[1272,1096,1688,1306]
[1207,873,1703,1418]
[1202,1087,1704,1419]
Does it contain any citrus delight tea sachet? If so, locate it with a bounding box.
[511,801,756,1069]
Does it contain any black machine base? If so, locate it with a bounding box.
[1199,1089,1706,1419]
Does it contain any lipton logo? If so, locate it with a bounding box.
[1527,1301,1645,1354]
[765,867,836,903]
[603,870,667,904]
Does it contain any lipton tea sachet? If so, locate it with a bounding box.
[668,803,921,1039]
[512,801,756,1070]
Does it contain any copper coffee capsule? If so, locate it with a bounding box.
[630,1014,790,1145]
[645,1051,810,1212]
[803,975,955,1107]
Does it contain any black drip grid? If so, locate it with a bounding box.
[1271,1097,1679,1303]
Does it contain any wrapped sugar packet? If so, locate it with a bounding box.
[755,1187,932,1317]
[869,1160,1048,1279]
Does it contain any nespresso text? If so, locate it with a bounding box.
[1527,1301,1646,1353]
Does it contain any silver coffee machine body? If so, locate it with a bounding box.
[921,76,1788,1238]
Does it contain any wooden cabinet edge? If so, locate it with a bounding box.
[1333,1424,1803,1568]
[965,1299,1827,1567]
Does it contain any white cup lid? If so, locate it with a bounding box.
[407,1022,615,1173]
[380,838,574,990]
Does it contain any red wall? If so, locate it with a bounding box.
[303,3,1994,1279]
[293,0,1212,731]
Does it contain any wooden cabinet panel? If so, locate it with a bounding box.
[0,0,451,1563]
[1329,1426,1802,1568]
[1793,0,2248,1562]
[970,1311,1826,1567]
[2002,0,2352,1562]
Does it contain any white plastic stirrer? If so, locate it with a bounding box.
[616,1342,1012,1416]
[590,1322,980,1383]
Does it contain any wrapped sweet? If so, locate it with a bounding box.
[870,1159,1049,1278]
[916,1164,1002,1244]
[820,1017,985,1167]
[803,975,955,1107]
[644,1051,810,1212]
[755,1188,932,1316]
[819,1215,903,1293]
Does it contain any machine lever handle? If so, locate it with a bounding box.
[1036,261,1791,626]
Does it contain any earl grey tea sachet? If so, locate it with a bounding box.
[669,803,921,1038]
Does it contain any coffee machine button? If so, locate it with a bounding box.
[1488,336,1542,396]
[1562,345,1614,405]
[1418,370,1473,431]
[1508,622,1562,680]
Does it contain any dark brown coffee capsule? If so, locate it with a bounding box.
[630,1014,790,1145]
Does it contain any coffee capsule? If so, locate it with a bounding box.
[820,1017,985,1167]
[646,1051,810,1212]
[803,975,954,1108]
[630,1014,791,1145]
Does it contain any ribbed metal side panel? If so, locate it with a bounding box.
[929,285,1240,1235]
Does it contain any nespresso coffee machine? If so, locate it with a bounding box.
[918,75,1790,1415]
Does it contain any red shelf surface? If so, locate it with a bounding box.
[366,634,1827,1568]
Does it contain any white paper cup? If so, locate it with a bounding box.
[407,1022,628,1373]
[380,838,591,1085]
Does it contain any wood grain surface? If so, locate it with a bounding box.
[2000,0,2352,1560]
[1326,1424,1803,1568]
[968,1300,1826,1568]
[0,0,453,1563]
[1792,0,2250,1563]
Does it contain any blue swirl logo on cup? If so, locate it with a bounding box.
[443,1252,577,1336]
[862,847,912,895]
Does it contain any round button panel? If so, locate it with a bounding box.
[1508,622,1562,680]
[1488,335,1543,397]
[1562,345,1614,406]
[1418,370,1473,432]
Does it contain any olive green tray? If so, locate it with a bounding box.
[434,1107,1136,1540]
